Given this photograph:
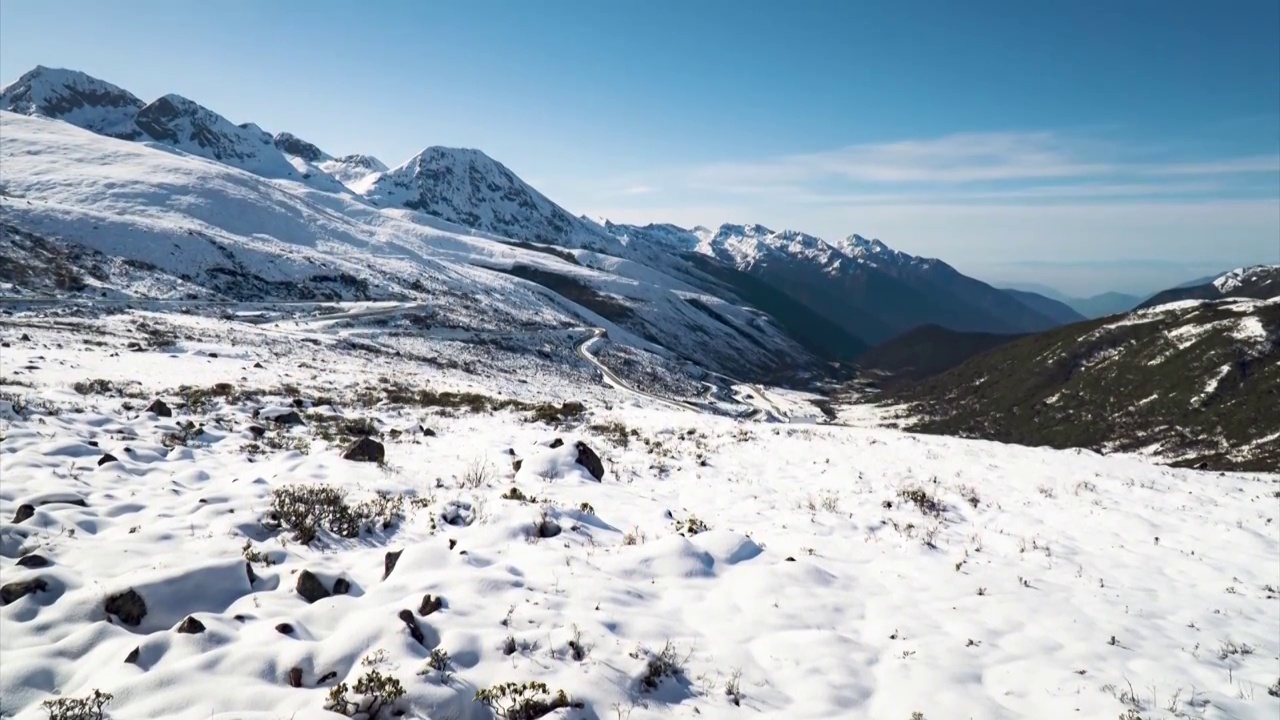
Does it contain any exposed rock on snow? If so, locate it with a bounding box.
[295,570,330,604]
[342,436,385,463]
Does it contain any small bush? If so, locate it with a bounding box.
[898,486,945,518]
[461,457,495,488]
[325,669,405,719]
[418,648,452,681]
[41,690,113,720]
[502,487,538,503]
[269,485,404,544]
[637,641,687,692]
[589,421,638,447]
[474,681,580,720]
[241,540,275,566]
[680,516,709,536]
[527,401,586,425]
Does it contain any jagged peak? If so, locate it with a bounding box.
[273,131,329,162]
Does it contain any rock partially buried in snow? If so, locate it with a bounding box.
[1,577,48,605]
[16,554,51,568]
[176,615,205,634]
[332,577,351,595]
[383,549,403,579]
[145,398,172,417]
[105,589,147,626]
[549,438,564,448]
[97,453,119,466]
[259,407,303,426]
[341,436,384,463]
[11,503,34,524]
[575,441,605,481]
[295,570,330,603]
[397,608,425,646]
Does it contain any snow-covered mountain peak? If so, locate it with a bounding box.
[833,233,940,270]
[0,65,144,138]
[1213,264,1279,293]
[132,94,298,178]
[317,153,389,189]
[361,145,621,252]
[273,131,330,163]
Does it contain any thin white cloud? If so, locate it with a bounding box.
[680,131,1279,189]
[618,184,656,196]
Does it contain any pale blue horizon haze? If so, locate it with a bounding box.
[2,0,1278,295]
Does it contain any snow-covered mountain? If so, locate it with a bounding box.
[600,221,1066,346]
[131,94,301,179]
[361,147,624,255]
[1138,264,1280,310]
[0,108,811,379]
[0,65,144,139]
[318,153,388,188]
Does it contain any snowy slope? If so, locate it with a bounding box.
[0,111,811,379]
[0,311,1276,720]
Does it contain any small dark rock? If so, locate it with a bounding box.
[383,549,403,579]
[535,519,562,538]
[87,440,99,447]
[296,570,330,604]
[574,441,605,481]
[145,399,173,417]
[246,425,267,438]
[207,353,219,359]
[12,503,35,524]
[342,436,385,463]
[267,410,304,426]
[448,538,457,550]
[332,577,351,595]
[397,608,425,646]
[275,623,295,635]
[422,427,437,437]
[176,616,205,634]
[288,666,303,688]
[125,646,140,664]
[549,438,564,449]
[418,594,443,616]
[19,333,29,341]
[253,361,265,369]
[105,589,147,626]
[1,578,48,605]
[785,556,796,562]
[512,458,523,473]
[317,671,337,685]
[16,554,51,568]
[234,614,248,622]
[97,453,119,466]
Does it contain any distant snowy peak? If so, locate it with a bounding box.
[273,132,330,163]
[361,146,619,251]
[0,65,143,139]
[833,234,939,270]
[597,221,700,252]
[131,94,297,178]
[318,154,388,188]
[1214,264,1279,293]
[696,223,842,268]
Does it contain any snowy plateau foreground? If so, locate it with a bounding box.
[0,306,1277,720]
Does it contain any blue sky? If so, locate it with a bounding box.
[2,0,1277,294]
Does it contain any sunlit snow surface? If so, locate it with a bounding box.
[1,307,1277,720]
